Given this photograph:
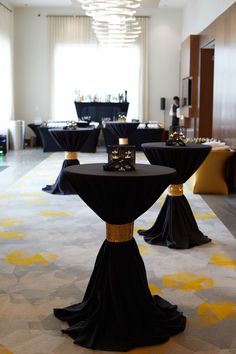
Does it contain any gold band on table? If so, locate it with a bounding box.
[119,138,129,145]
[168,184,183,197]
[65,151,78,160]
[106,222,134,243]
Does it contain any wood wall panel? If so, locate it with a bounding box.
[199,48,214,137]
[200,3,236,148]
[181,2,236,148]
[180,35,199,131]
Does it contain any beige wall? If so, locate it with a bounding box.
[182,0,235,40]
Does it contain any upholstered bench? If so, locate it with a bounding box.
[188,146,235,195]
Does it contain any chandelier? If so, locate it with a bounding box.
[78,0,142,46]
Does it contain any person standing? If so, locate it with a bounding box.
[169,96,180,128]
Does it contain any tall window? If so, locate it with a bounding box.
[53,44,140,120]
[0,4,13,132]
[49,16,148,122]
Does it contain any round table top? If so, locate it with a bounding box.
[65,163,176,224]
[105,122,139,138]
[105,122,139,125]
[49,128,94,133]
[49,128,94,152]
[142,142,211,151]
[141,142,211,184]
[65,163,175,178]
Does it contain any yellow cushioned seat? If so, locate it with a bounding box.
[188,148,235,195]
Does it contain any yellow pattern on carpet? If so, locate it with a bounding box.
[138,245,150,255]
[210,253,236,269]
[0,231,26,239]
[0,194,13,199]
[193,213,216,220]
[40,210,74,217]
[162,272,214,291]
[0,219,23,227]
[191,301,236,328]
[3,251,59,266]
[27,199,49,205]
[148,283,162,295]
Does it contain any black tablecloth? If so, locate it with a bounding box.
[38,126,100,153]
[103,127,164,151]
[105,122,139,139]
[139,143,212,248]
[74,102,129,122]
[42,129,92,195]
[28,124,42,146]
[54,164,186,351]
[48,128,93,152]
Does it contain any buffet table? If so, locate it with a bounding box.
[28,124,42,146]
[138,143,212,249]
[42,128,93,195]
[74,101,129,122]
[54,163,186,351]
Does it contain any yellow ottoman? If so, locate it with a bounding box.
[188,147,235,195]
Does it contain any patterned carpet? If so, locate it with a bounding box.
[0,151,236,354]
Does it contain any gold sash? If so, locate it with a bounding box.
[65,151,78,160]
[168,184,183,196]
[106,222,134,243]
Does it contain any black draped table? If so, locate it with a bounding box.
[105,122,139,145]
[74,101,129,122]
[28,123,42,146]
[103,127,164,150]
[54,163,186,351]
[138,143,212,249]
[42,128,92,195]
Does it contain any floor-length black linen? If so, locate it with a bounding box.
[54,164,186,351]
[42,128,92,195]
[28,123,42,146]
[138,143,212,249]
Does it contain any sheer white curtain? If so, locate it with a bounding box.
[48,16,95,120]
[48,16,149,122]
[0,3,14,132]
[137,17,149,122]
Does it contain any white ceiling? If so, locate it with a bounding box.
[7,0,188,8]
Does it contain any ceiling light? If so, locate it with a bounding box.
[77,0,142,46]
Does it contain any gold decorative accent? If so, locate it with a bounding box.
[168,184,183,196]
[106,222,134,243]
[119,138,129,145]
[65,151,78,160]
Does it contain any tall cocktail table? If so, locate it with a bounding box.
[54,163,186,351]
[105,122,139,145]
[42,128,92,194]
[138,142,212,249]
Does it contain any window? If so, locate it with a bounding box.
[0,5,13,132]
[51,43,140,121]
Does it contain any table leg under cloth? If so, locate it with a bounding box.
[42,152,79,195]
[54,222,186,351]
[138,184,211,249]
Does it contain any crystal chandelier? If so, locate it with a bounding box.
[78,0,142,46]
